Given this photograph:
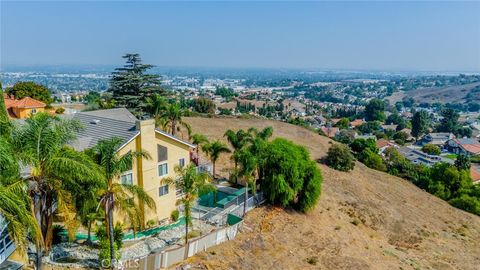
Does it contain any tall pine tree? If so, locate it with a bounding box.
[108,53,165,115]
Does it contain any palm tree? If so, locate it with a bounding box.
[12,112,101,269]
[164,164,214,244]
[191,134,209,165]
[160,103,191,136]
[0,90,39,254]
[224,129,252,184]
[145,94,168,127]
[202,140,231,179]
[92,138,156,264]
[247,127,273,181]
[0,181,39,253]
[236,148,257,216]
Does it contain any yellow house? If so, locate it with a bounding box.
[3,94,46,119]
[70,108,195,225]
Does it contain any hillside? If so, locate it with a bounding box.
[386,82,480,104]
[175,117,480,270]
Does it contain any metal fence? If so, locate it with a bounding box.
[123,219,242,270]
[192,192,265,226]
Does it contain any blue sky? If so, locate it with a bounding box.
[1,1,479,72]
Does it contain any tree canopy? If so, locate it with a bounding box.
[411,110,430,139]
[260,138,322,212]
[364,98,386,122]
[108,53,165,114]
[6,81,53,104]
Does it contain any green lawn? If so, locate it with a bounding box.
[444,154,458,160]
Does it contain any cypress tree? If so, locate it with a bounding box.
[109,53,166,115]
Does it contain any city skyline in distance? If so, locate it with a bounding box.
[1,1,480,73]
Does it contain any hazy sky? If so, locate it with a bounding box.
[1,1,480,72]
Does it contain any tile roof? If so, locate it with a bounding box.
[451,138,480,155]
[350,119,365,127]
[13,97,46,108]
[470,165,480,184]
[376,139,391,149]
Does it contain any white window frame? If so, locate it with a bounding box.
[159,185,169,196]
[120,171,134,185]
[158,162,168,177]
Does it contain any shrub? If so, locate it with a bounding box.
[422,144,441,155]
[95,223,124,249]
[261,138,323,212]
[350,138,378,154]
[52,224,65,245]
[170,209,180,222]
[360,149,387,171]
[55,107,65,114]
[306,256,318,265]
[325,144,355,172]
[449,195,480,216]
[98,239,121,269]
[113,223,124,249]
[146,219,157,228]
[392,131,408,145]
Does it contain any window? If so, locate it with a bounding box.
[158,163,168,176]
[179,158,185,168]
[31,108,37,114]
[120,172,133,185]
[159,185,169,196]
[158,145,168,162]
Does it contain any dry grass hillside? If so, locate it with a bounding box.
[175,117,480,270]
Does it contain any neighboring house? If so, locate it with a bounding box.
[397,147,452,167]
[381,124,397,132]
[418,132,455,146]
[320,126,339,138]
[354,133,376,140]
[3,94,46,119]
[470,165,480,185]
[446,138,480,156]
[68,108,196,224]
[376,139,399,154]
[349,119,365,128]
[0,215,21,269]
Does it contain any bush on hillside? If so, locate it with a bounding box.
[449,195,480,216]
[325,144,355,172]
[360,149,387,171]
[422,144,441,155]
[261,138,323,212]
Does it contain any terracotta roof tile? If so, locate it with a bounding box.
[13,97,46,108]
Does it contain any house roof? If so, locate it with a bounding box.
[350,119,365,127]
[13,97,46,108]
[376,139,391,149]
[470,165,480,184]
[155,129,196,149]
[70,112,139,151]
[452,138,480,155]
[68,108,195,151]
[78,108,137,123]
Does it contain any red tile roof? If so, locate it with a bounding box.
[376,139,390,149]
[470,166,480,184]
[350,119,365,127]
[13,97,46,108]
